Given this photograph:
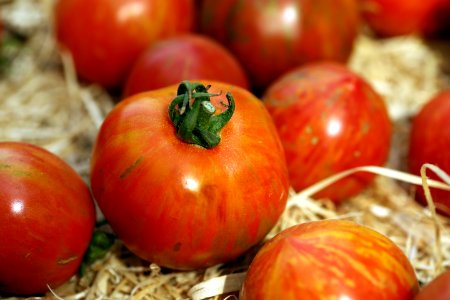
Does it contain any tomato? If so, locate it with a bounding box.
[240,220,419,300]
[407,90,450,216]
[415,269,450,300]
[54,0,194,88]
[123,34,249,97]
[262,62,392,202]
[90,81,289,270]
[358,0,450,37]
[0,142,96,295]
[199,0,359,92]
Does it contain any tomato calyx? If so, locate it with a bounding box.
[168,81,235,148]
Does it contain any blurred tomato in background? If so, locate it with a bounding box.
[123,34,249,97]
[199,0,360,92]
[358,0,450,37]
[54,0,195,89]
[408,90,450,216]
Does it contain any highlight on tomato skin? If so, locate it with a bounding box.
[407,90,450,216]
[123,33,250,97]
[262,61,392,203]
[54,0,195,89]
[240,219,419,300]
[0,142,96,296]
[90,80,290,270]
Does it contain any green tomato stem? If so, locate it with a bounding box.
[168,81,235,149]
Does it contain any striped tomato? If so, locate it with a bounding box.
[90,81,289,270]
[263,62,392,202]
[240,220,419,300]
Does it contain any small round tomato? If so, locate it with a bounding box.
[415,269,450,300]
[199,0,359,91]
[0,142,96,295]
[407,90,450,216]
[240,220,419,300]
[358,0,450,37]
[54,0,194,88]
[262,62,392,202]
[123,34,249,97]
[90,81,289,270]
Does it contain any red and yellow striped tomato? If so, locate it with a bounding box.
[90,81,289,270]
[240,220,419,300]
[263,62,392,203]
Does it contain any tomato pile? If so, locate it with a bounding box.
[1,0,450,298]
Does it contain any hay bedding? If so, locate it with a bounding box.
[1,0,450,299]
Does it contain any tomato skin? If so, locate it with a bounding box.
[407,91,450,216]
[0,142,96,295]
[199,0,359,91]
[262,62,392,202]
[123,34,250,97]
[54,0,194,88]
[90,81,289,270]
[240,220,419,300]
[358,0,450,37]
[415,269,450,300]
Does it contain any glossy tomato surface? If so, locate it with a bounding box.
[415,269,450,300]
[263,62,392,202]
[90,81,289,270]
[0,142,96,295]
[358,0,450,37]
[55,0,194,88]
[124,34,249,96]
[408,90,450,216]
[240,220,419,300]
[199,0,359,91]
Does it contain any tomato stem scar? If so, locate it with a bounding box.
[168,81,235,148]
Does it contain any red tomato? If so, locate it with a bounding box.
[407,90,450,216]
[199,0,359,91]
[262,62,392,202]
[358,0,450,37]
[90,81,289,270]
[54,0,194,88]
[415,269,450,300]
[123,34,249,97]
[0,142,96,295]
[240,220,419,300]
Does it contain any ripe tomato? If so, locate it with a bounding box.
[358,0,450,37]
[262,62,392,202]
[54,0,194,88]
[90,81,289,270]
[414,269,450,300]
[0,142,96,295]
[240,220,419,300]
[407,90,450,216]
[199,0,359,91]
[123,34,249,97]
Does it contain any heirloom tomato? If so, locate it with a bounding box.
[262,62,392,202]
[123,34,249,97]
[90,81,289,270]
[407,90,450,216]
[0,142,96,295]
[199,0,359,91]
[54,0,194,88]
[240,220,419,300]
[358,0,450,37]
[415,269,450,300]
